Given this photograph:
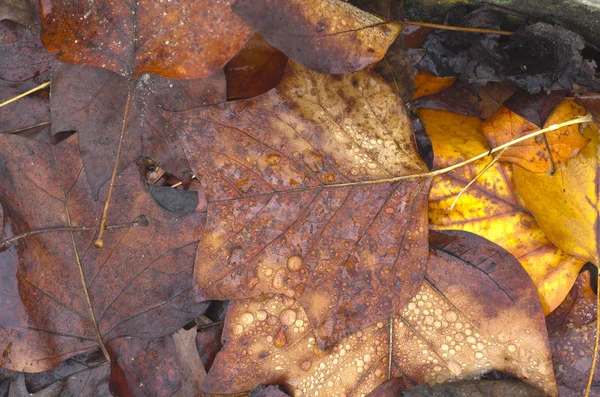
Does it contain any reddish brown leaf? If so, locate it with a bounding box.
[108,335,181,397]
[39,0,252,79]
[165,61,430,349]
[546,270,597,330]
[172,326,207,397]
[0,80,49,134]
[0,21,53,81]
[50,62,226,198]
[202,231,557,396]
[225,33,288,100]
[232,0,401,74]
[0,133,207,372]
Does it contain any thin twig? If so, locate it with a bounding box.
[448,148,506,210]
[94,80,135,248]
[3,121,51,135]
[1,215,148,248]
[402,20,515,36]
[0,81,50,108]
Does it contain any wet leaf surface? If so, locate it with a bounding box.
[39,0,252,79]
[202,230,557,396]
[424,108,586,313]
[514,122,599,265]
[481,100,590,173]
[0,21,54,82]
[0,133,208,371]
[225,33,288,101]
[547,270,597,330]
[50,62,226,199]
[396,379,547,397]
[166,60,430,350]
[232,0,401,74]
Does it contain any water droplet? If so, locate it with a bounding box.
[272,269,286,289]
[445,311,458,322]
[233,324,244,335]
[240,312,254,325]
[303,149,325,172]
[265,153,282,165]
[280,309,297,326]
[256,310,268,321]
[507,344,517,353]
[301,360,312,371]
[287,255,303,271]
[447,360,462,375]
[274,327,287,347]
[474,351,484,359]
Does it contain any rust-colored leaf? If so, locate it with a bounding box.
[202,231,557,396]
[0,80,49,134]
[50,62,226,198]
[424,109,586,313]
[481,100,590,172]
[232,0,401,74]
[225,33,288,100]
[165,61,430,349]
[411,70,455,100]
[39,0,252,79]
[513,122,599,265]
[0,133,207,371]
[547,270,597,330]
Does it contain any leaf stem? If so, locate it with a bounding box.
[0,215,148,248]
[0,81,50,108]
[3,121,51,134]
[402,21,515,36]
[94,80,135,248]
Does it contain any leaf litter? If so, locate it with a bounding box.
[1,0,600,395]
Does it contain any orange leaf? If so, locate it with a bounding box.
[202,231,557,396]
[411,71,455,100]
[39,0,253,79]
[481,100,590,172]
[423,109,586,313]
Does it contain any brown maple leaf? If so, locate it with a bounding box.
[164,61,431,350]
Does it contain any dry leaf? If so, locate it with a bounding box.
[424,108,586,313]
[165,61,430,350]
[232,0,401,74]
[411,71,455,100]
[202,231,557,396]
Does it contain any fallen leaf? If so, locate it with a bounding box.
[0,80,50,134]
[481,100,590,173]
[225,33,288,100]
[411,71,455,100]
[172,326,207,397]
[547,270,597,330]
[196,324,223,372]
[424,108,586,313]
[549,322,600,396]
[39,0,252,79]
[503,89,567,127]
[0,0,34,26]
[22,349,110,396]
[250,384,292,397]
[8,372,64,397]
[202,230,557,396]
[232,0,401,74]
[410,81,516,119]
[0,133,208,371]
[395,379,547,397]
[165,61,430,350]
[0,21,53,81]
[50,62,226,199]
[108,335,182,397]
[375,40,418,101]
[513,121,599,265]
